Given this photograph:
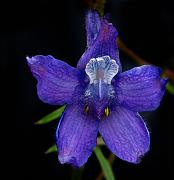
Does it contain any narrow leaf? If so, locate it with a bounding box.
[45,144,57,154]
[94,147,115,180]
[166,82,174,95]
[35,105,66,125]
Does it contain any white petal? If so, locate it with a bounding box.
[85,56,119,84]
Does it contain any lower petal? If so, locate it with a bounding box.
[99,106,150,163]
[56,104,99,167]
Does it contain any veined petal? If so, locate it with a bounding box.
[77,19,121,72]
[114,65,167,112]
[56,104,99,167]
[99,106,150,163]
[85,10,101,47]
[27,55,81,105]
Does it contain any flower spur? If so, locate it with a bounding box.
[27,10,167,167]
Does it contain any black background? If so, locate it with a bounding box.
[1,0,174,179]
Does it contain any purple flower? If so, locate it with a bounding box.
[27,10,167,167]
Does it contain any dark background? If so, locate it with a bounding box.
[1,0,174,179]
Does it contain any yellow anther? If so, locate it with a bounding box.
[84,105,89,113]
[104,107,110,117]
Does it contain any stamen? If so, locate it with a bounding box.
[84,104,89,113]
[104,107,110,117]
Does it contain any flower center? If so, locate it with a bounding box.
[84,56,119,118]
[85,56,119,99]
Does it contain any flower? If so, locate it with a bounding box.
[27,10,167,167]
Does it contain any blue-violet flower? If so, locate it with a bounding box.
[27,10,167,167]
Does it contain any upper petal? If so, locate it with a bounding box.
[85,10,101,47]
[77,19,121,72]
[99,106,150,163]
[56,104,99,167]
[114,65,167,112]
[27,55,81,105]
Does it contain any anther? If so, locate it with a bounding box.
[104,107,110,117]
[84,105,89,113]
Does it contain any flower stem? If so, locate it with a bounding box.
[117,37,174,83]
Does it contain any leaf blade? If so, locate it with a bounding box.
[35,105,66,125]
[45,144,57,154]
[94,147,115,180]
[166,82,174,95]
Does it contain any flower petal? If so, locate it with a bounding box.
[56,104,99,167]
[85,10,101,47]
[27,55,81,105]
[99,106,150,163]
[77,19,121,72]
[114,65,167,112]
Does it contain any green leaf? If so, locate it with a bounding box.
[45,144,57,154]
[166,82,174,95]
[35,105,66,125]
[94,147,115,180]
